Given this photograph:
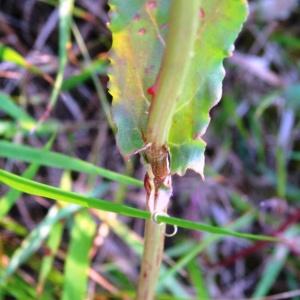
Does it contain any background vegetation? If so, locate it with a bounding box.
[0,0,299,299]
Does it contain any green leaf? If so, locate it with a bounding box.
[0,168,278,242]
[109,0,169,155]
[0,43,28,68]
[109,0,248,175]
[0,141,143,187]
[0,44,49,77]
[62,210,96,300]
[0,92,35,124]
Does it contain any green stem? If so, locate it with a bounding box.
[136,220,166,300]
[138,1,200,299]
[146,0,199,147]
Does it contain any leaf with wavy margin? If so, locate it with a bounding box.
[109,0,248,176]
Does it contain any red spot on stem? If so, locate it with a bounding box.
[147,83,157,97]
[138,28,146,35]
[147,0,157,9]
[199,8,205,19]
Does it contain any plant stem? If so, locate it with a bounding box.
[137,1,200,299]
[136,219,166,300]
[146,0,199,147]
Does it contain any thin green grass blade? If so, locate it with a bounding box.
[0,92,35,127]
[157,213,275,241]
[0,141,142,187]
[0,136,55,217]
[0,216,28,236]
[54,0,74,106]
[72,24,115,130]
[290,151,300,161]
[38,0,90,20]
[0,119,102,137]
[0,205,80,284]
[0,44,51,82]
[37,0,74,126]
[62,210,96,300]
[0,274,36,300]
[188,258,210,300]
[37,221,64,296]
[165,241,196,258]
[255,92,281,118]
[0,168,279,242]
[0,164,40,218]
[0,43,29,68]
[276,146,287,198]
[0,168,148,218]
[61,58,108,91]
[252,227,297,298]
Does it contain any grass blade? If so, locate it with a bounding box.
[0,137,55,217]
[36,0,74,126]
[0,92,34,125]
[0,141,142,187]
[0,164,39,218]
[0,168,279,242]
[0,205,80,284]
[0,274,37,300]
[0,216,27,236]
[252,228,297,298]
[72,24,115,130]
[0,43,29,68]
[188,258,210,300]
[62,210,96,300]
[61,58,108,91]
[37,221,64,296]
[38,0,91,20]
